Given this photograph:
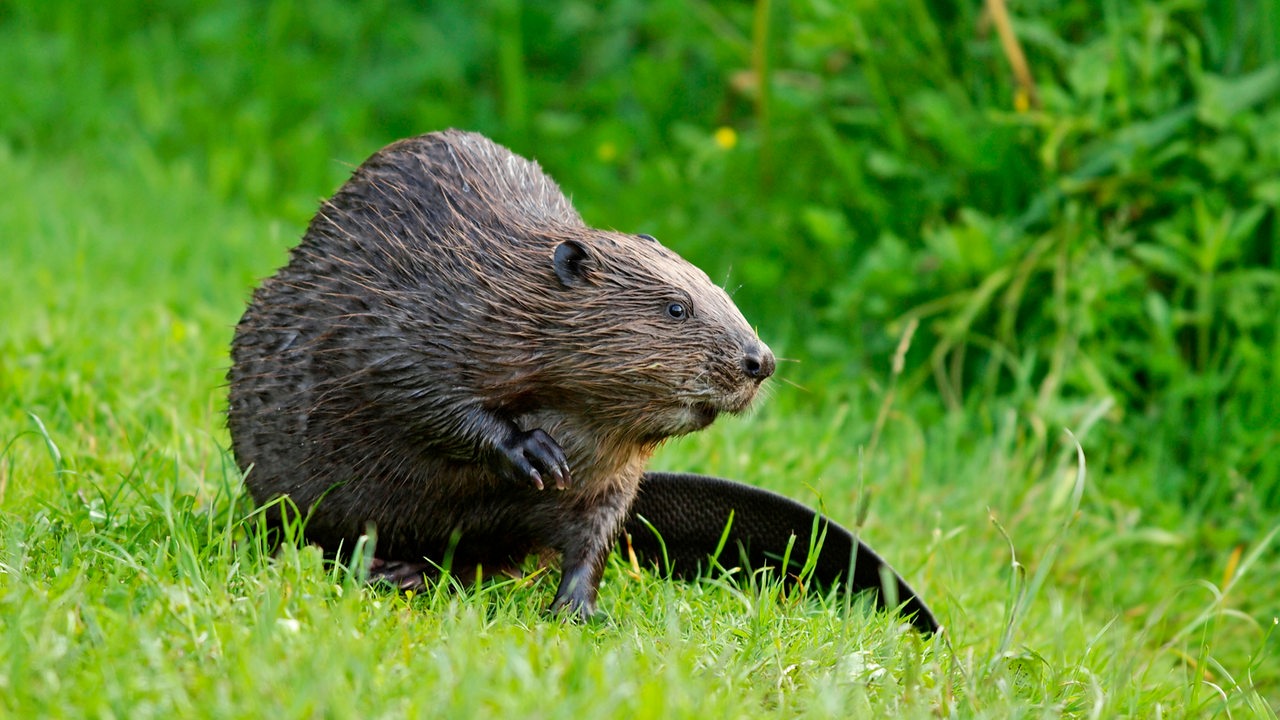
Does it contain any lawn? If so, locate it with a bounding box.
[2,2,1277,717]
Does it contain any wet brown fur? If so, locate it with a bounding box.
[227,130,772,615]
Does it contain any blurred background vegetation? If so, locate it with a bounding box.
[2,0,1276,538]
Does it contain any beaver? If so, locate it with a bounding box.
[228,130,774,616]
[228,130,938,631]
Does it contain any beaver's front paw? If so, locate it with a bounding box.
[492,427,571,490]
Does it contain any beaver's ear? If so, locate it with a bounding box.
[553,240,597,288]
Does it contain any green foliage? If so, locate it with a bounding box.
[3,0,1274,514]
[2,0,1279,715]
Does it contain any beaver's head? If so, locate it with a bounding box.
[531,229,774,443]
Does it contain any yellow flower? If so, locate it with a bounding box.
[1014,89,1030,114]
[714,126,737,150]
[597,141,617,162]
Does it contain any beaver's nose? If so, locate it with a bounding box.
[742,342,776,381]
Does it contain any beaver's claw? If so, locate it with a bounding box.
[493,427,571,490]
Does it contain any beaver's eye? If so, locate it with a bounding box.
[666,302,688,320]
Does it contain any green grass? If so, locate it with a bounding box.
[2,1,1278,717]
[2,148,1276,716]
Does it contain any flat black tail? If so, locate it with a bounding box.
[624,472,939,634]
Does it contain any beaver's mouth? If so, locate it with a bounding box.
[690,401,720,428]
[684,394,749,429]
[663,385,761,438]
